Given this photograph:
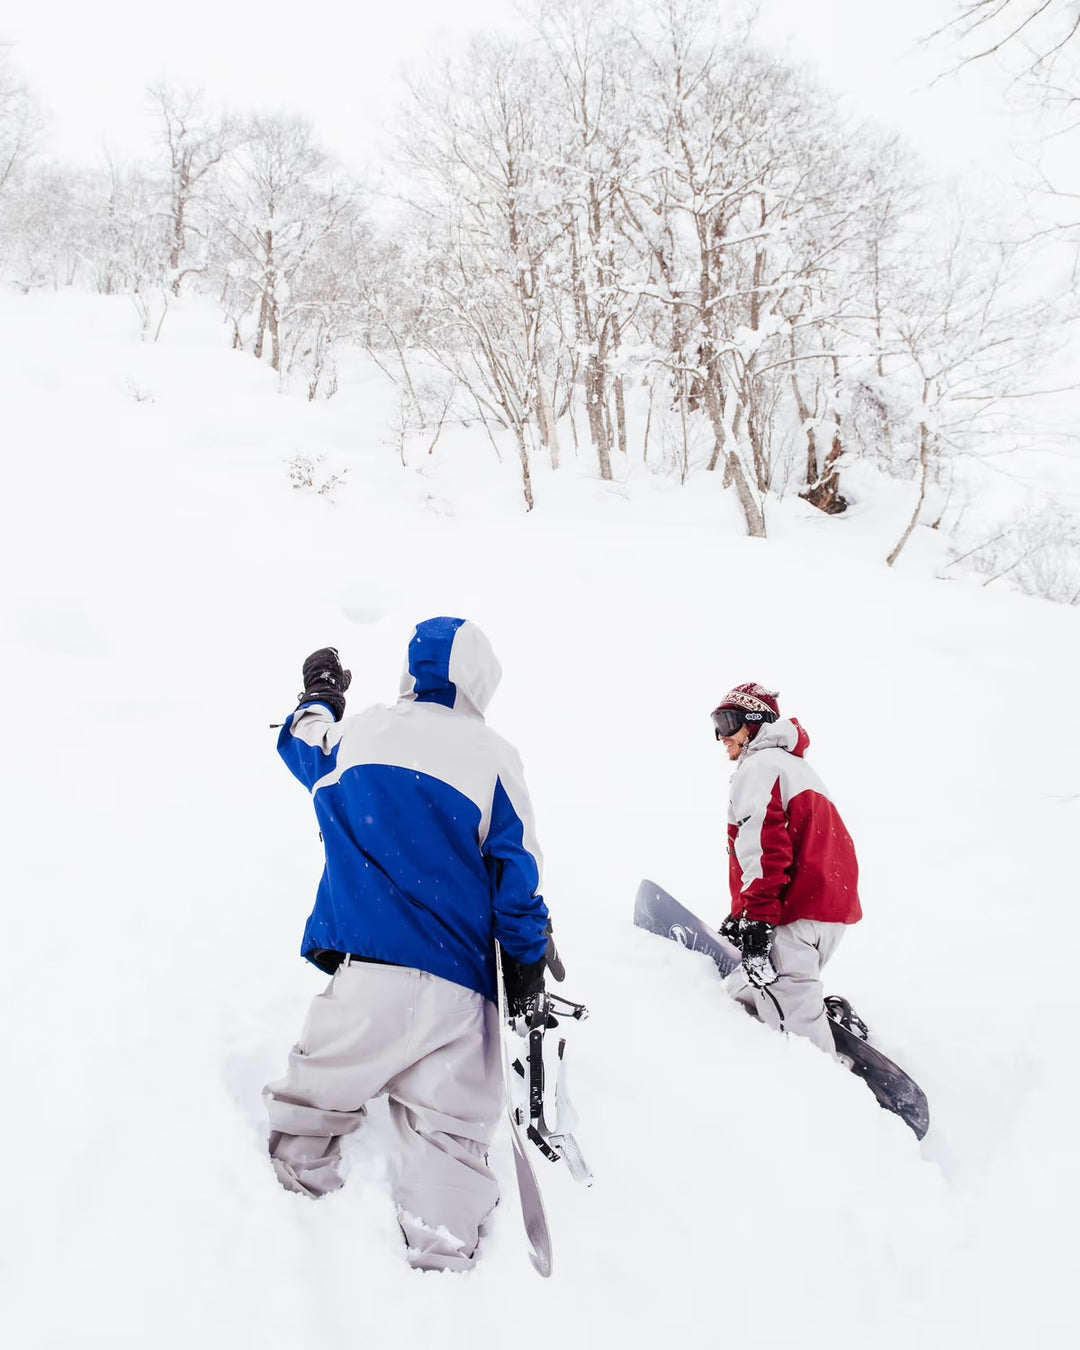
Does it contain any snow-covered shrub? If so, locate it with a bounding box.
[285,453,348,501]
[953,504,1080,606]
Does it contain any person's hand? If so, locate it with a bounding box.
[502,952,546,1019]
[739,919,778,987]
[718,913,741,947]
[297,647,352,721]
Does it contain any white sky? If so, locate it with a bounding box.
[0,0,1038,184]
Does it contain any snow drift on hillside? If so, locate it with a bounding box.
[1,291,1077,1349]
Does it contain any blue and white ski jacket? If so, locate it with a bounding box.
[278,617,550,1003]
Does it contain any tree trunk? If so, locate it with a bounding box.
[790,368,819,485]
[270,298,281,373]
[801,438,848,514]
[886,420,930,567]
[571,233,611,479]
[747,401,769,492]
[586,354,613,481]
[796,359,848,515]
[703,380,727,472]
[255,226,275,364]
[253,290,269,361]
[725,450,766,537]
[801,409,848,515]
[168,156,192,296]
[536,379,560,469]
[169,194,185,295]
[513,423,534,512]
[611,316,627,455]
[704,380,765,536]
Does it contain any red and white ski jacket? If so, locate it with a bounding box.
[727,719,861,929]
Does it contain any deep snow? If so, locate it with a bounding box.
[1,290,1077,1348]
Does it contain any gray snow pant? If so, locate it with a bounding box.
[724,918,846,1054]
[264,961,503,1273]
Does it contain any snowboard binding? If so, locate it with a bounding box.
[824,994,870,1041]
[507,990,593,1186]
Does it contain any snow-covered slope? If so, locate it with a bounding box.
[1,291,1076,1348]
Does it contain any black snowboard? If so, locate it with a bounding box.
[634,879,929,1140]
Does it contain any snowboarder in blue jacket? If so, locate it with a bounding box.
[265,617,555,1272]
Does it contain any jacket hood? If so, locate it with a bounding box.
[398,617,502,717]
[743,717,810,759]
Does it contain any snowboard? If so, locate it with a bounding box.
[634,879,930,1140]
[496,946,553,1277]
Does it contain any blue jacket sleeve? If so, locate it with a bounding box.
[277,703,344,790]
[483,769,550,965]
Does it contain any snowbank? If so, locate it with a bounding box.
[1,290,1076,1349]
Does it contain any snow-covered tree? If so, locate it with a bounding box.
[87,158,168,297]
[536,0,645,478]
[148,84,236,295]
[938,1,1080,77]
[872,201,1065,565]
[0,51,39,199]
[211,113,359,375]
[0,169,80,289]
[396,36,568,507]
[619,3,905,532]
[281,213,378,401]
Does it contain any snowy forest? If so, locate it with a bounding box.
[2,0,1079,590]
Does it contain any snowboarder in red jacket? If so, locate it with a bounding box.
[712,682,862,1053]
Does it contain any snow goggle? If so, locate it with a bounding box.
[711,706,771,739]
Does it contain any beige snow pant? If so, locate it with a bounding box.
[264,961,503,1273]
[724,918,846,1054]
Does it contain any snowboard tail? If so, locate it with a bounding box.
[496,948,553,1277]
[633,879,929,1140]
[494,948,593,1277]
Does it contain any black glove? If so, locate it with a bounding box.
[718,913,741,947]
[502,951,547,1019]
[739,918,778,988]
[297,647,352,721]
